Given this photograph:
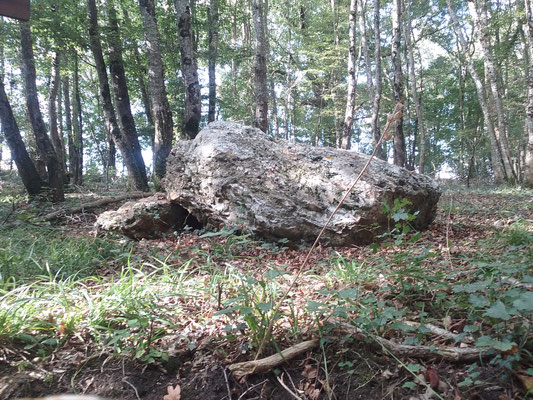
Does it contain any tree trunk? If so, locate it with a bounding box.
[20,22,65,202]
[105,1,149,191]
[139,0,174,183]
[0,80,44,196]
[207,0,219,123]
[62,75,74,182]
[48,55,65,180]
[175,0,202,139]
[371,0,384,159]
[404,3,427,174]
[447,0,506,183]
[87,0,148,191]
[341,0,358,150]
[524,0,533,187]
[252,0,268,133]
[470,0,516,181]
[392,0,405,167]
[72,54,84,185]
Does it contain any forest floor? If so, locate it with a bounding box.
[0,172,532,400]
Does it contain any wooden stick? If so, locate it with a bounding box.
[228,339,319,379]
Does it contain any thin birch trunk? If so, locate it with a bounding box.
[48,50,65,177]
[447,0,506,183]
[523,0,533,188]
[207,0,219,123]
[341,0,358,150]
[371,0,384,159]
[252,0,268,132]
[392,0,405,167]
[470,0,516,181]
[404,3,427,174]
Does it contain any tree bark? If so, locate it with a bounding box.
[404,3,427,174]
[87,0,148,191]
[371,0,384,159]
[341,0,358,150]
[62,75,74,181]
[0,80,44,196]
[72,54,83,185]
[252,0,269,132]
[470,0,516,181]
[447,0,506,183]
[207,0,219,123]
[20,22,65,202]
[523,0,533,188]
[392,0,405,167]
[48,51,65,177]
[139,0,174,182]
[175,0,202,139]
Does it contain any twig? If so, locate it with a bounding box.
[276,373,304,400]
[254,103,404,360]
[237,379,268,400]
[122,377,141,400]
[228,339,319,378]
[223,367,233,400]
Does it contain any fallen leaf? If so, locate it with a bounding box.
[302,364,318,380]
[517,374,533,391]
[425,367,439,389]
[163,384,181,400]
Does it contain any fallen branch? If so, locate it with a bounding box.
[228,339,319,379]
[41,192,153,221]
[403,321,474,344]
[339,322,490,362]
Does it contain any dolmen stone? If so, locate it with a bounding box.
[162,121,441,246]
[95,193,196,239]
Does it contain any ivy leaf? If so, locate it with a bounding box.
[513,292,533,312]
[484,301,511,320]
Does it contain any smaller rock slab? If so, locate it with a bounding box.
[95,193,197,239]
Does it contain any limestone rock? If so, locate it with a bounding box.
[162,121,441,246]
[95,193,197,239]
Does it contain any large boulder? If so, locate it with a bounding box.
[162,121,441,246]
[95,193,198,239]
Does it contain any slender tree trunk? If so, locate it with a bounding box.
[48,51,65,178]
[270,77,279,137]
[341,0,358,150]
[87,0,148,191]
[207,0,219,123]
[20,22,64,202]
[175,0,202,139]
[524,0,533,187]
[0,80,44,195]
[252,0,268,132]
[404,3,427,174]
[105,1,149,190]
[62,75,74,181]
[470,0,516,181]
[447,0,506,183]
[139,0,174,183]
[72,54,83,185]
[371,0,384,159]
[392,0,405,167]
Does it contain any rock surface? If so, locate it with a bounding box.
[95,193,197,239]
[163,121,441,246]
